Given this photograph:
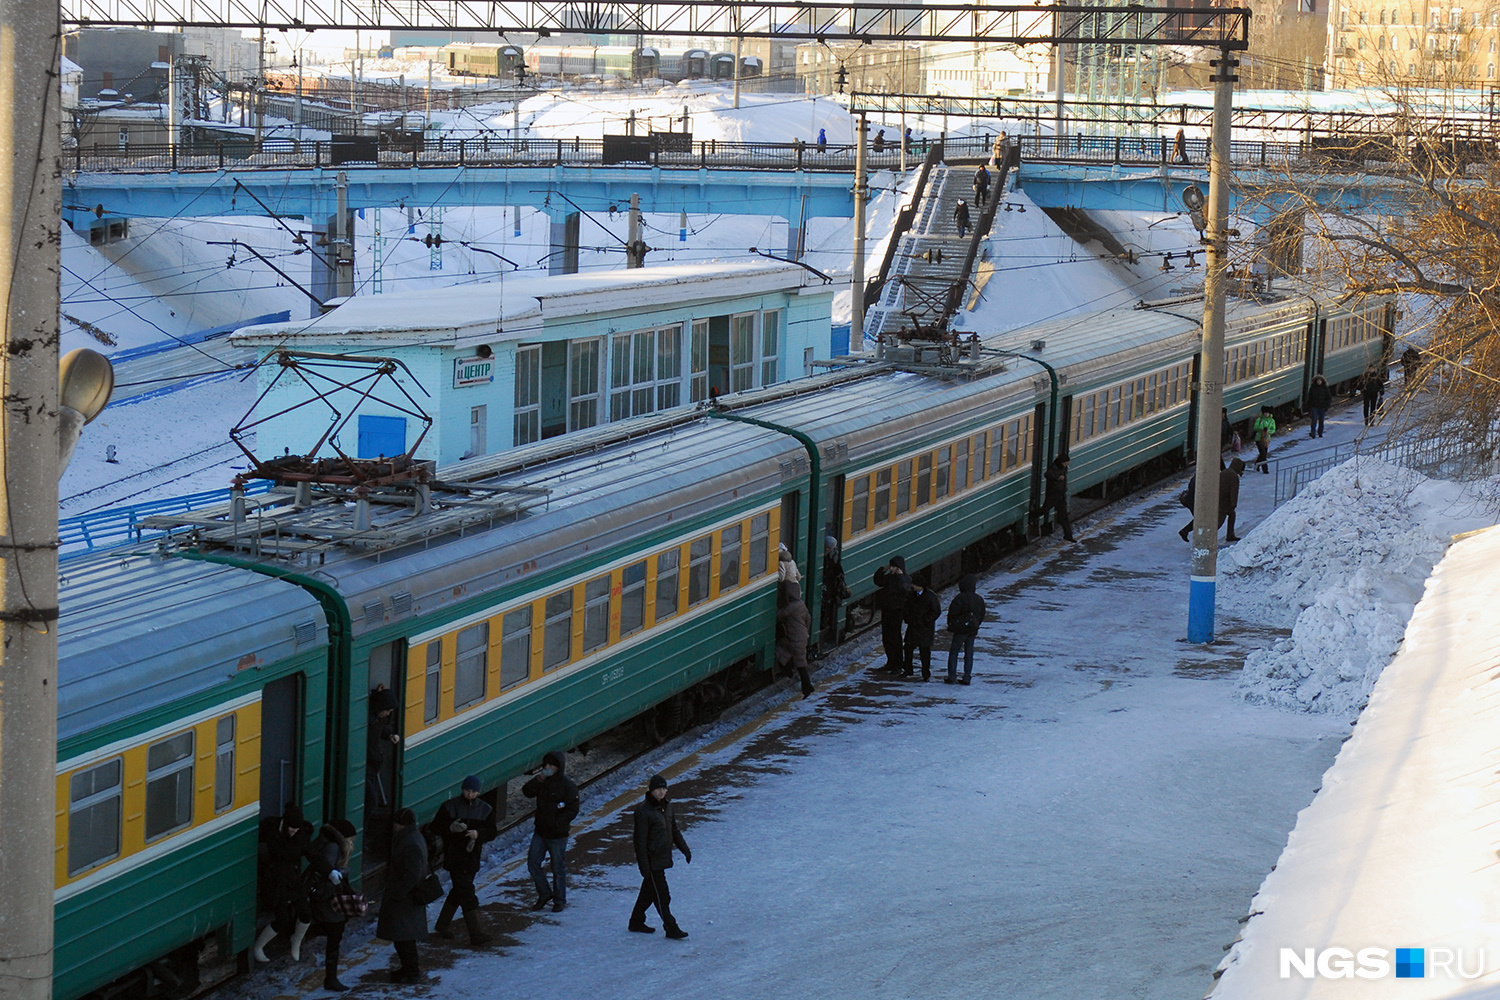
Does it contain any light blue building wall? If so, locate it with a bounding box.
[232,263,835,467]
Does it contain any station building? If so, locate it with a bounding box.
[231,262,836,467]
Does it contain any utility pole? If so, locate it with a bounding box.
[626,193,644,268]
[254,25,265,147]
[733,34,742,109]
[334,171,354,299]
[167,55,178,158]
[1054,43,1066,136]
[0,0,62,993]
[851,114,868,348]
[1188,48,1236,643]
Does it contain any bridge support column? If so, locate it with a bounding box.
[549,210,580,275]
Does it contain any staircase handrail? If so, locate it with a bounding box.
[863,139,945,310]
[940,143,1018,328]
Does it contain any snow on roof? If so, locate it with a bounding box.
[1211,524,1500,997]
[61,56,82,75]
[232,261,810,348]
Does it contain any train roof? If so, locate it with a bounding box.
[57,554,329,747]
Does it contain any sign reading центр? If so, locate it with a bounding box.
[454,357,494,387]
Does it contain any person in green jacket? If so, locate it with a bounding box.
[1252,406,1276,474]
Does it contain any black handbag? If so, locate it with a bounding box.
[409,872,443,906]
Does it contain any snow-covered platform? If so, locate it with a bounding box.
[1211,525,1500,998]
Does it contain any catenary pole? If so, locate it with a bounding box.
[0,0,62,991]
[851,114,868,349]
[1188,48,1236,642]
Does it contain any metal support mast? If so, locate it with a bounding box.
[1188,48,1236,643]
[0,0,62,991]
[851,114,868,348]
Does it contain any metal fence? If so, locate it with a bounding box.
[1271,431,1500,507]
[60,480,275,559]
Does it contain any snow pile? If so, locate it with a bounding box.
[1222,456,1490,716]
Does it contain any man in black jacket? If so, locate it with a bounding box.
[903,574,942,681]
[376,809,429,983]
[629,775,691,939]
[1042,456,1075,542]
[431,775,497,944]
[253,803,314,963]
[944,575,988,685]
[522,751,580,913]
[872,556,911,672]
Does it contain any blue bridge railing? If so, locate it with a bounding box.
[60,481,275,559]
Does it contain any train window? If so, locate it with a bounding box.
[68,758,122,876]
[656,549,681,620]
[989,427,1005,474]
[688,536,713,606]
[1006,421,1022,469]
[583,575,611,653]
[543,592,573,672]
[454,622,489,709]
[916,455,932,507]
[874,468,892,525]
[972,433,988,481]
[1134,378,1148,418]
[747,515,770,579]
[690,321,709,402]
[954,438,969,491]
[850,477,869,536]
[620,562,648,637]
[1109,387,1123,430]
[214,716,236,814]
[719,525,743,593]
[501,607,532,689]
[424,642,441,724]
[1020,415,1034,466]
[935,446,951,499]
[895,461,912,516]
[144,731,194,842]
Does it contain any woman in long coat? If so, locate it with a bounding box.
[376,808,430,983]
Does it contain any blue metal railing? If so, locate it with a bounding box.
[1272,430,1500,507]
[60,480,275,558]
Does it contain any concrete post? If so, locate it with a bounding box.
[1188,49,1237,643]
[0,0,62,992]
[334,171,354,299]
[627,193,643,268]
[255,27,264,147]
[851,115,868,349]
[733,35,742,109]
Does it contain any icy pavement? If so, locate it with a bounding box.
[1211,525,1500,998]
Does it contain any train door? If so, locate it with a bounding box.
[821,475,844,643]
[780,490,800,565]
[362,641,405,867]
[1030,401,1052,534]
[258,675,302,817]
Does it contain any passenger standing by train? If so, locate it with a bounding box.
[1252,406,1277,473]
[366,686,400,809]
[776,581,816,698]
[821,535,851,642]
[778,543,801,585]
[903,573,942,681]
[629,775,691,939]
[303,818,359,991]
[944,575,987,685]
[1042,456,1076,542]
[431,776,497,941]
[1306,374,1332,439]
[1219,458,1245,542]
[253,804,314,963]
[377,808,429,983]
[872,556,911,672]
[522,752,580,913]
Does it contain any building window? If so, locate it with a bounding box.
[69,759,123,875]
[500,606,531,689]
[610,325,684,420]
[1359,10,1367,22]
[214,716,236,814]
[118,127,129,149]
[568,339,601,431]
[145,732,194,842]
[690,320,709,402]
[454,622,488,709]
[731,313,757,392]
[761,310,781,387]
[657,327,682,410]
[514,345,540,446]
[424,641,441,723]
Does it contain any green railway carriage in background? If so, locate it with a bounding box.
[55,557,329,999]
[51,286,1390,998]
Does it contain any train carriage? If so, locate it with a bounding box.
[55,557,330,1000]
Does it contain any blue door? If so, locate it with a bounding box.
[357,415,407,458]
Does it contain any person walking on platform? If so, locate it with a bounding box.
[872,556,911,671]
[904,126,914,153]
[303,818,359,991]
[954,200,971,238]
[817,128,827,153]
[254,803,314,964]
[1219,458,1245,542]
[1042,455,1075,542]
[903,573,942,681]
[1173,128,1190,164]
[1401,346,1422,390]
[522,752,580,913]
[944,575,987,685]
[377,809,429,984]
[431,776,496,942]
[629,775,692,939]
[1306,373,1332,438]
[1361,364,1386,424]
[973,164,990,206]
[873,128,887,152]
[1252,406,1276,473]
[777,580,816,697]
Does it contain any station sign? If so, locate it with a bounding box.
[454,356,494,387]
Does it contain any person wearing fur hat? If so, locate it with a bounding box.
[304,818,358,991]
[253,803,314,964]
[629,775,691,939]
[522,751,580,912]
[431,776,497,943]
[872,556,911,672]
